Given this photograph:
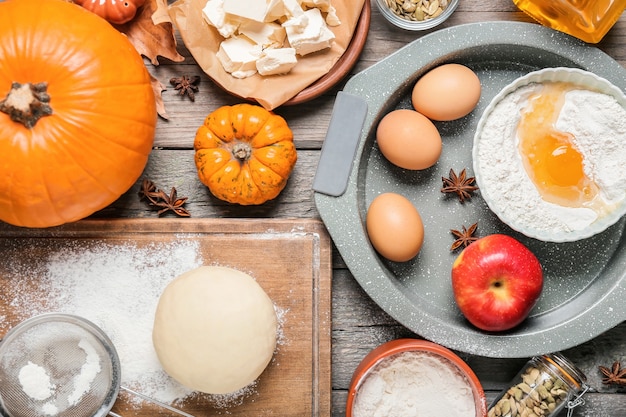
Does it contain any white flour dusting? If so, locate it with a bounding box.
[3,238,289,409]
[40,240,201,404]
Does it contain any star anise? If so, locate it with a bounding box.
[450,222,479,251]
[170,75,200,101]
[151,187,191,217]
[138,178,159,203]
[441,168,478,203]
[138,179,190,217]
[599,361,626,386]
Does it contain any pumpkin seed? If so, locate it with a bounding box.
[510,397,518,417]
[383,0,450,22]
[487,364,576,417]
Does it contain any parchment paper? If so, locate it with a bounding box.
[168,0,366,109]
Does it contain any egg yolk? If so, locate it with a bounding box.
[517,82,598,207]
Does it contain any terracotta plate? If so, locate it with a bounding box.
[284,0,371,105]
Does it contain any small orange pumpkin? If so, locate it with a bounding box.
[73,0,146,24]
[194,104,297,205]
[0,0,156,228]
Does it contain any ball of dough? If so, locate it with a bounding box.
[152,266,277,394]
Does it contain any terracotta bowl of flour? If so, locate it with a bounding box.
[473,67,626,242]
[346,339,487,417]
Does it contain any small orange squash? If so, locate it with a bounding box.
[74,0,146,24]
[0,0,156,228]
[194,104,297,205]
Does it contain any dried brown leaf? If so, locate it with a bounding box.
[114,0,184,66]
[71,0,179,118]
[150,74,168,119]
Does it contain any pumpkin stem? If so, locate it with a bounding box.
[232,142,252,162]
[0,82,53,128]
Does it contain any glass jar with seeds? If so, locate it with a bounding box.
[488,353,589,417]
[374,0,459,31]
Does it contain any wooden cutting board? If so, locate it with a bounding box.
[0,218,332,417]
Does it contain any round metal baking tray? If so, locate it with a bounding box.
[314,21,626,358]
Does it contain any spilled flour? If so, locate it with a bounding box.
[3,238,288,410]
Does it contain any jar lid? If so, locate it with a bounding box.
[543,352,587,389]
[542,353,590,416]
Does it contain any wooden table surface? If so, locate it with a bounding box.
[88,0,626,415]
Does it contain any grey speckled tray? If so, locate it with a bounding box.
[313,21,626,358]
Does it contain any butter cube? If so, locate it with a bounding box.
[301,0,331,12]
[282,14,309,32]
[325,5,341,26]
[213,0,343,80]
[256,48,298,75]
[239,20,286,49]
[285,8,335,56]
[301,0,340,26]
[223,0,269,23]
[283,0,306,18]
[216,36,261,79]
[266,0,286,21]
[281,0,308,31]
[202,0,240,38]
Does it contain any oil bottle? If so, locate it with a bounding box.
[513,0,626,43]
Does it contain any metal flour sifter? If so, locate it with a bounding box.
[0,313,194,417]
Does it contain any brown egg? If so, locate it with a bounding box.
[366,193,425,262]
[376,109,442,170]
[412,64,481,121]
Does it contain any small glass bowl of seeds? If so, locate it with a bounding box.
[375,0,459,31]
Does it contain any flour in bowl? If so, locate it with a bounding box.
[353,351,476,417]
[475,82,626,236]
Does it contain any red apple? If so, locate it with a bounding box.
[451,234,543,332]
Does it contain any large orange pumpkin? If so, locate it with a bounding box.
[194,104,297,205]
[0,0,156,228]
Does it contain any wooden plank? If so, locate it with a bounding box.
[90,150,320,220]
[0,218,332,417]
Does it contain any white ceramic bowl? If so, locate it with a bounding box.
[473,67,626,242]
[375,0,458,31]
